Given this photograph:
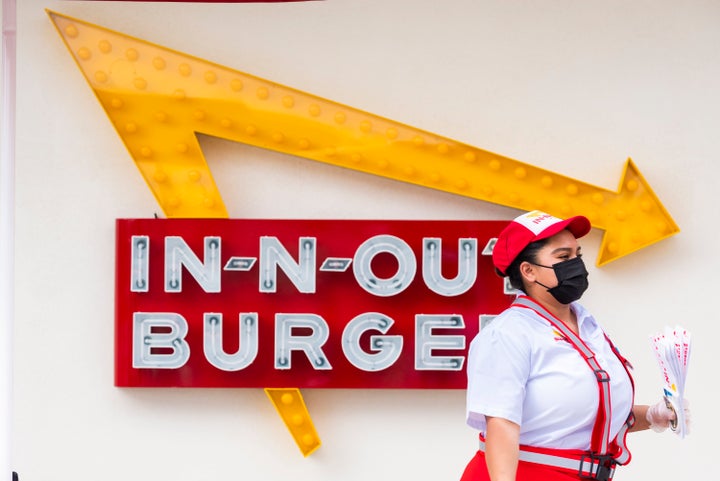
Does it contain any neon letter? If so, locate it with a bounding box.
[130,235,149,292]
[422,238,477,296]
[415,315,466,371]
[274,314,331,370]
[133,312,190,369]
[353,235,416,297]
[164,236,221,293]
[259,237,316,293]
[342,312,403,371]
[203,313,259,371]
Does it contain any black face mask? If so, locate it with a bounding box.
[532,256,589,304]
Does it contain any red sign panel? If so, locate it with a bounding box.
[115,218,511,389]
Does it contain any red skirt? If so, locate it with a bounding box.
[460,449,586,481]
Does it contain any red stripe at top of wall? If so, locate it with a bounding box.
[73,1,318,3]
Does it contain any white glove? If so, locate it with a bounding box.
[646,398,691,434]
[680,399,692,435]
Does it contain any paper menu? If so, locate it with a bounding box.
[650,326,691,438]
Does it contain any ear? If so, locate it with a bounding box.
[519,261,537,285]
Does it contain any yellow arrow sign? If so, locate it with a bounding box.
[47,10,678,268]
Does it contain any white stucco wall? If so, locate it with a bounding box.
[9,0,718,479]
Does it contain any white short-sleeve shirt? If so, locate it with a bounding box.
[465,299,633,450]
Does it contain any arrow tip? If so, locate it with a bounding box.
[265,388,322,457]
[596,158,679,266]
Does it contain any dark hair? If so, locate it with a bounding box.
[504,238,551,291]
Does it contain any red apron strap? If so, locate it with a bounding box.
[512,296,621,456]
[603,333,636,465]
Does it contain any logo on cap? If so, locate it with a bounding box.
[514,210,562,235]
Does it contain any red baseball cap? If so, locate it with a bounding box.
[492,210,591,275]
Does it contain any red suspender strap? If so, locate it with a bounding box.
[512,296,633,459]
[603,334,635,465]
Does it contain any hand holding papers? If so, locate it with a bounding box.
[650,326,691,438]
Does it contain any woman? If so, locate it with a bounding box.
[461,210,684,481]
